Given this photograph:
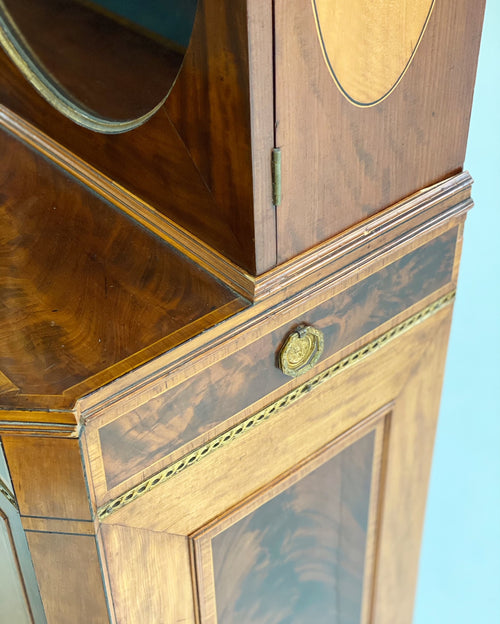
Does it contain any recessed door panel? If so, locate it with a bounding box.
[193,416,387,624]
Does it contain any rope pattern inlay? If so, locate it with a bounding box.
[98,291,455,520]
[0,476,18,510]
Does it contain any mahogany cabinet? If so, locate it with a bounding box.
[0,1,485,622]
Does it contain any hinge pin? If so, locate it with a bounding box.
[272,147,282,207]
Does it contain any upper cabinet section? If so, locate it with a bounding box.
[0,0,275,275]
[0,0,485,273]
[275,0,485,262]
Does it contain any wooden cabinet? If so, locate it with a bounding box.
[0,1,485,622]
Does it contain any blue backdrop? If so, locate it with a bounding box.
[414,1,500,622]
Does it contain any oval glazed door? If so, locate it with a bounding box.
[312,0,435,106]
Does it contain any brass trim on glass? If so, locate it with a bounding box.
[0,3,168,133]
[97,290,455,520]
[0,476,18,511]
[279,324,324,378]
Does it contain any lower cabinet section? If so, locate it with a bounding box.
[0,287,454,623]
[93,301,453,624]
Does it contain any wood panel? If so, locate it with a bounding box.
[0,127,246,410]
[312,0,435,105]
[95,305,452,624]
[275,0,485,261]
[25,532,109,624]
[1,437,91,520]
[370,324,452,623]
[97,227,456,492]
[99,524,195,624]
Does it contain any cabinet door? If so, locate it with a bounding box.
[193,415,385,624]
[0,445,46,624]
[274,0,485,261]
[99,298,453,624]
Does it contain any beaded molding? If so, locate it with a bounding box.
[98,290,455,520]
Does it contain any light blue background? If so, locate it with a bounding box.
[414,1,500,622]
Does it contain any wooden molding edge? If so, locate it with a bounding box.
[253,171,473,299]
[0,413,79,438]
[0,107,472,304]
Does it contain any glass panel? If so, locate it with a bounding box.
[0,512,32,624]
[0,0,198,131]
[0,440,12,490]
[212,431,375,624]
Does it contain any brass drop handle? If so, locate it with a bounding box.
[278,325,324,378]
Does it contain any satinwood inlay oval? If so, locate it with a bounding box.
[312,0,435,106]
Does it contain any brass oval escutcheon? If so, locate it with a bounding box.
[279,325,324,378]
[312,0,435,106]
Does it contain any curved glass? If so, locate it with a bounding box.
[0,0,198,132]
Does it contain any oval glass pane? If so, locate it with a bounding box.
[312,0,435,106]
[0,0,198,132]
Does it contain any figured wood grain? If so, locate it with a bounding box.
[99,524,195,624]
[97,228,456,491]
[312,0,435,105]
[275,0,485,261]
[197,424,382,624]
[25,532,109,624]
[0,105,473,303]
[0,127,245,410]
[166,0,276,274]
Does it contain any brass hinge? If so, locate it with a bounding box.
[272,147,282,207]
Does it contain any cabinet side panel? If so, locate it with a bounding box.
[1,437,92,520]
[99,524,196,624]
[25,532,109,624]
[370,309,453,623]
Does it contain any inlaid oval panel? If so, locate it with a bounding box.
[312,0,435,106]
